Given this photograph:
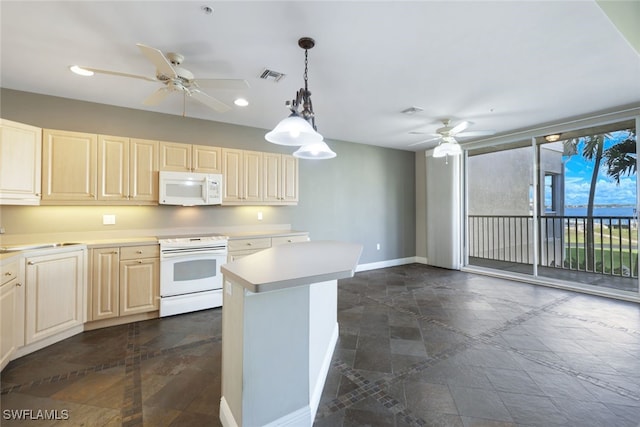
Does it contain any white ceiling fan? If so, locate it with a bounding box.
[408,119,495,147]
[72,43,249,113]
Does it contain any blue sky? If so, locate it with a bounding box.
[563,131,636,207]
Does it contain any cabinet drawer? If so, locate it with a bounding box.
[1,261,19,286]
[228,237,271,252]
[271,235,309,246]
[120,245,159,260]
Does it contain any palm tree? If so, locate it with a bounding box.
[563,130,636,272]
[604,131,636,184]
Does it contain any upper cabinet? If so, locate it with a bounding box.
[222,148,263,204]
[263,153,298,205]
[42,129,158,205]
[42,129,97,203]
[159,141,221,173]
[0,119,42,205]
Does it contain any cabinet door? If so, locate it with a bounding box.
[1,261,24,370]
[193,145,221,173]
[281,155,299,203]
[25,250,85,344]
[120,257,159,316]
[263,153,281,203]
[130,138,159,202]
[159,141,191,171]
[222,148,243,202]
[90,248,120,321]
[0,119,42,205]
[97,135,129,202]
[243,150,263,202]
[42,129,97,202]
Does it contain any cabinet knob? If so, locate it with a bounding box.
[4,272,12,276]
[136,250,143,254]
[16,283,22,287]
[287,239,293,243]
[112,251,118,254]
[138,260,143,264]
[28,261,34,265]
[246,242,252,246]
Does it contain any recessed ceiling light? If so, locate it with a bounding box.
[201,5,213,15]
[234,98,249,107]
[69,65,93,76]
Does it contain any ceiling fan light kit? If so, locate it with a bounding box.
[265,37,336,159]
[432,141,462,158]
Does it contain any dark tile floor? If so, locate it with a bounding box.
[2,264,640,426]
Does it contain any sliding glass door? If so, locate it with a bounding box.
[465,119,638,298]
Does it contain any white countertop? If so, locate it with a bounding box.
[221,241,363,293]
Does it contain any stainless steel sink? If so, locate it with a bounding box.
[0,242,84,254]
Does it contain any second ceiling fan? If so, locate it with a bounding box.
[409,119,495,147]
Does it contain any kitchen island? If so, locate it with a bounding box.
[219,240,362,427]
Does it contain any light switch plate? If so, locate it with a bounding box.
[103,214,116,225]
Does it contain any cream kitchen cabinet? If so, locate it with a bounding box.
[0,119,42,205]
[227,233,309,262]
[159,141,221,173]
[222,148,262,204]
[263,153,298,204]
[90,247,120,321]
[42,129,97,203]
[25,249,85,345]
[89,244,159,322]
[98,135,158,203]
[1,258,25,371]
[119,245,159,316]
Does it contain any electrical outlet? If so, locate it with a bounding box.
[257,211,263,221]
[0,226,5,234]
[103,214,116,225]
[376,243,381,250]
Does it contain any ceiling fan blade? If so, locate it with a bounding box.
[450,121,471,135]
[408,136,440,147]
[194,79,250,90]
[143,87,172,106]
[82,67,157,82]
[190,89,231,113]
[136,43,177,79]
[456,130,496,137]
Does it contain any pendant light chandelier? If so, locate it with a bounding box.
[265,37,336,159]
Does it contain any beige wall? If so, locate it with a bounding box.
[0,89,417,264]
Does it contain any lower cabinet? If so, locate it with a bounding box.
[227,234,309,262]
[89,244,159,321]
[1,259,24,370]
[25,250,85,345]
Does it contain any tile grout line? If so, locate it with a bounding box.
[121,322,143,427]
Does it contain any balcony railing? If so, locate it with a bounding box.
[468,215,638,278]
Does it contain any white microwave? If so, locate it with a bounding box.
[159,171,223,206]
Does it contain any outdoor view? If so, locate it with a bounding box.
[467,122,638,295]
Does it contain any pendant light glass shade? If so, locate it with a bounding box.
[433,142,462,158]
[293,140,336,159]
[265,113,324,146]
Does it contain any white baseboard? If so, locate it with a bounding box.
[310,323,339,420]
[219,397,238,427]
[356,256,419,272]
[263,405,311,427]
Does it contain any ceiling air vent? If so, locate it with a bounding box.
[260,69,285,82]
[401,106,424,115]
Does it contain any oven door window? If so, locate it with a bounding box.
[173,258,217,282]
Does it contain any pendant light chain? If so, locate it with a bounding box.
[304,48,309,92]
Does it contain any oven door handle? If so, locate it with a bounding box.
[160,248,228,259]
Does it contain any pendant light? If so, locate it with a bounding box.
[266,37,336,159]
